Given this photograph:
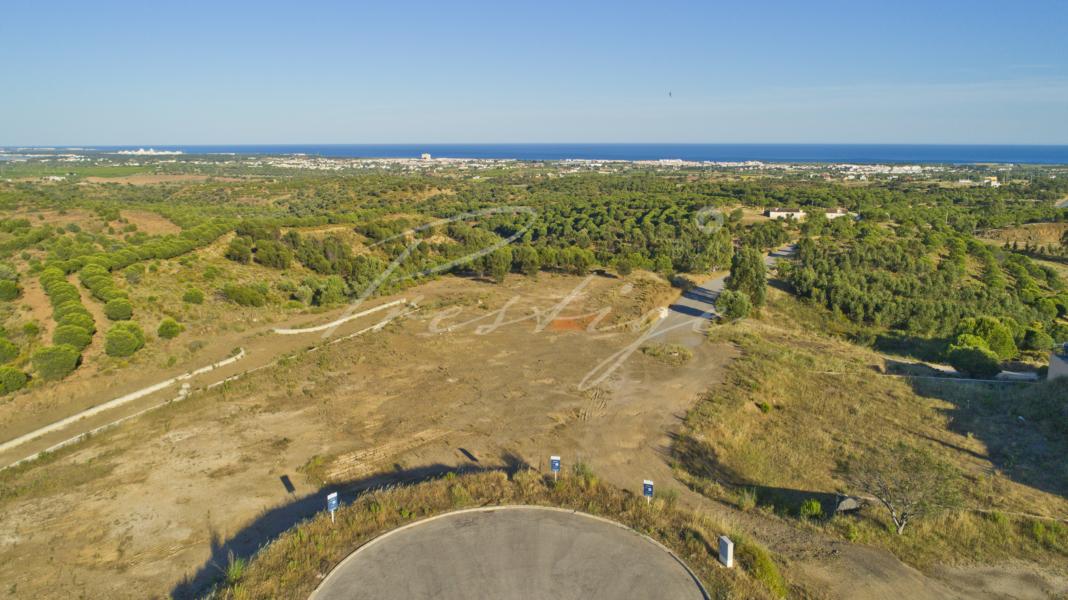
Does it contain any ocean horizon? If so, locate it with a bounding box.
[7,143,1068,165]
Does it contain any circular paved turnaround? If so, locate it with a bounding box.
[311,506,708,600]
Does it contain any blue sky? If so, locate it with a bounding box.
[3,0,1067,145]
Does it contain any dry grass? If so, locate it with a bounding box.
[676,290,1068,568]
[208,469,784,600]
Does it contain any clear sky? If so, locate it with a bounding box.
[3,0,1067,145]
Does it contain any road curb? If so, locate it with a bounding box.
[309,504,711,600]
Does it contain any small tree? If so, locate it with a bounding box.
[716,289,752,321]
[485,246,512,283]
[157,317,182,339]
[104,297,133,321]
[845,444,961,535]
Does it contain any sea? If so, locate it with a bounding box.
[8,144,1068,165]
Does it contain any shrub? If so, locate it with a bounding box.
[735,535,787,598]
[225,237,253,263]
[31,344,80,380]
[182,288,205,304]
[254,239,293,269]
[58,311,95,334]
[104,297,133,321]
[1021,327,1054,352]
[799,498,823,520]
[222,283,266,307]
[52,324,92,351]
[157,317,182,339]
[0,338,18,363]
[0,280,21,300]
[947,343,1001,378]
[736,487,758,511]
[105,322,145,357]
[0,366,27,394]
[717,289,752,321]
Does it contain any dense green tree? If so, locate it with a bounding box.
[512,245,541,277]
[727,247,767,307]
[717,289,752,321]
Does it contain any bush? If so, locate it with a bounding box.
[0,338,18,363]
[105,322,145,357]
[0,280,21,300]
[104,297,133,321]
[1022,327,1054,351]
[157,317,182,339]
[31,344,80,381]
[182,288,205,304]
[799,498,823,520]
[222,283,267,307]
[0,366,27,394]
[947,343,1001,378]
[254,239,293,269]
[225,237,253,263]
[52,324,92,351]
[735,535,787,598]
[717,289,752,321]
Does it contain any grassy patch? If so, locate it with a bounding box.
[207,470,784,599]
[676,292,1068,568]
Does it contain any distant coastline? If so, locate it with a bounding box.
[5,143,1068,165]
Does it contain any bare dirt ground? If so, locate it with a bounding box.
[120,210,181,235]
[0,273,1063,599]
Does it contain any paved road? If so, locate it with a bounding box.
[649,244,795,347]
[310,507,708,600]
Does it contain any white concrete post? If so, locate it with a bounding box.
[718,535,734,568]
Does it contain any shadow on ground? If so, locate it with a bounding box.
[170,453,530,599]
[908,376,1068,500]
[670,433,842,519]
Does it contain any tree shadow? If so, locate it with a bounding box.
[907,376,1068,500]
[170,460,513,599]
[669,432,841,519]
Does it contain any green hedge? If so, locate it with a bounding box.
[53,324,93,351]
[31,345,81,381]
